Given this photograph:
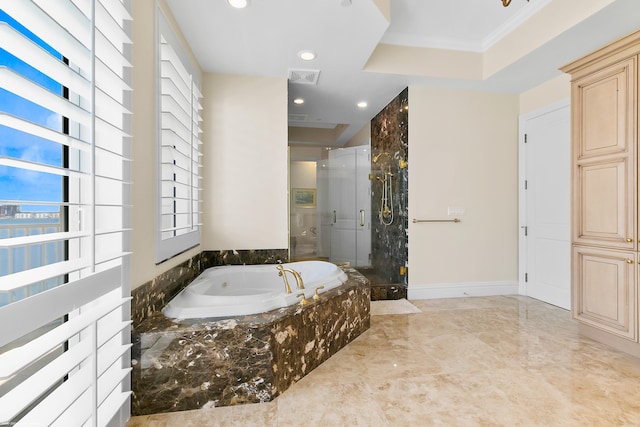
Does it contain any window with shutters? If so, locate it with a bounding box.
[0,1,132,425]
[155,6,202,263]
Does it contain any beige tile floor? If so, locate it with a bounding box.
[127,296,640,426]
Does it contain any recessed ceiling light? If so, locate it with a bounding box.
[293,98,304,105]
[298,50,316,61]
[357,101,367,108]
[228,0,248,9]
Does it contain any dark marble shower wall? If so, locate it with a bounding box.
[370,88,408,285]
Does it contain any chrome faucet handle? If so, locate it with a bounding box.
[296,293,309,306]
[313,286,325,301]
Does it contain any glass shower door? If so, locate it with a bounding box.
[328,146,371,267]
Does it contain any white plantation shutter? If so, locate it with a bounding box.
[156,6,202,263]
[0,0,132,426]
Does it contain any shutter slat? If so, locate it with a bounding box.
[0,156,87,177]
[99,0,132,22]
[33,0,91,49]
[0,319,132,424]
[0,22,91,100]
[16,363,93,426]
[0,340,93,422]
[0,258,89,292]
[0,0,132,423]
[0,67,91,126]
[0,113,91,152]
[0,0,91,70]
[0,231,88,248]
[97,391,131,426]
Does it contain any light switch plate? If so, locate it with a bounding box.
[447,206,465,216]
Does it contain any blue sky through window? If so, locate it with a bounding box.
[0,9,63,212]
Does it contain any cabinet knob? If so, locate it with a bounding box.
[626,238,633,243]
[626,259,633,264]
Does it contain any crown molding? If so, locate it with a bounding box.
[381,31,484,52]
[482,0,552,50]
[380,0,552,53]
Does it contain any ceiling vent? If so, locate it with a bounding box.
[288,113,308,122]
[288,69,320,85]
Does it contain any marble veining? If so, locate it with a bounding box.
[355,267,407,300]
[370,87,409,288]
[131,249,288,328]
[128,295,640,427]
[131,268,370,415]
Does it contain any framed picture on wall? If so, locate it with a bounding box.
[292,188,316,208]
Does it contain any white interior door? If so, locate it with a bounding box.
[519,100,571,309]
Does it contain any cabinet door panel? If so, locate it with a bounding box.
[574,58,635,159]
[574,157,634,249]
[572,246,637,341]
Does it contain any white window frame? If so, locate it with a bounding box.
[155,4,202,264]
[0,1,133,425]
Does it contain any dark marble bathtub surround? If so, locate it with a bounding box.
[355,267,408,301]
[370,88,409,289]
[131,268,370,415]
[131,249,288,328]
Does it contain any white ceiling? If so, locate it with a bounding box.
[165,0,640,146]
[382,0,536,51]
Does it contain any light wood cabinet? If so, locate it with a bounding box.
[572,246,636,340]
[562,30,640,356]
[574,58,635,160]
[574,157,634,249]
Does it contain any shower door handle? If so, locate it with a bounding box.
[332,210,336,224]
[360,209,365,227]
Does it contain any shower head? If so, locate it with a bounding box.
[372,152,390,163]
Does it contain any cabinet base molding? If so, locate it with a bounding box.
[579,323,640,358]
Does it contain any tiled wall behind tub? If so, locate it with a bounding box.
[131,249,288,328]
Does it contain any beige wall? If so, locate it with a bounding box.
[290,146,325,161]
[290,162,317,189]
[130,0,201,290]
[519,74,571,115]
[363,1,616,83]
[344,123,371,148]
[484,0,615,78]
[364,44,483,80]
[408,86,519,286]
[128,0,579,292]
[289,125,348,144]
[201,73,289,250]
[290,162,317,237]
[130,1,288,290]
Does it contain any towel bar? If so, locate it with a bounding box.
[412,218,461,223]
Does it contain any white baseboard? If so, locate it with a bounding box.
[408,281,519,300]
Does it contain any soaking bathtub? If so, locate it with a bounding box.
[162,260,348,319]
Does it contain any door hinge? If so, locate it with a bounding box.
[525,273,528,282]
